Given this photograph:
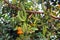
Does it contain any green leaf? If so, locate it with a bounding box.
[31,27,38,31]
[43,25,47,36]
[17,11,25,21]
[12,0,16,4]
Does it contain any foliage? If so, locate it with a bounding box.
[0,0,60,40]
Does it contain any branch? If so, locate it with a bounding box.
[4,0,21,10]
[4,0,60,20]
[26,10,43,14]
[50,14,60,20]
